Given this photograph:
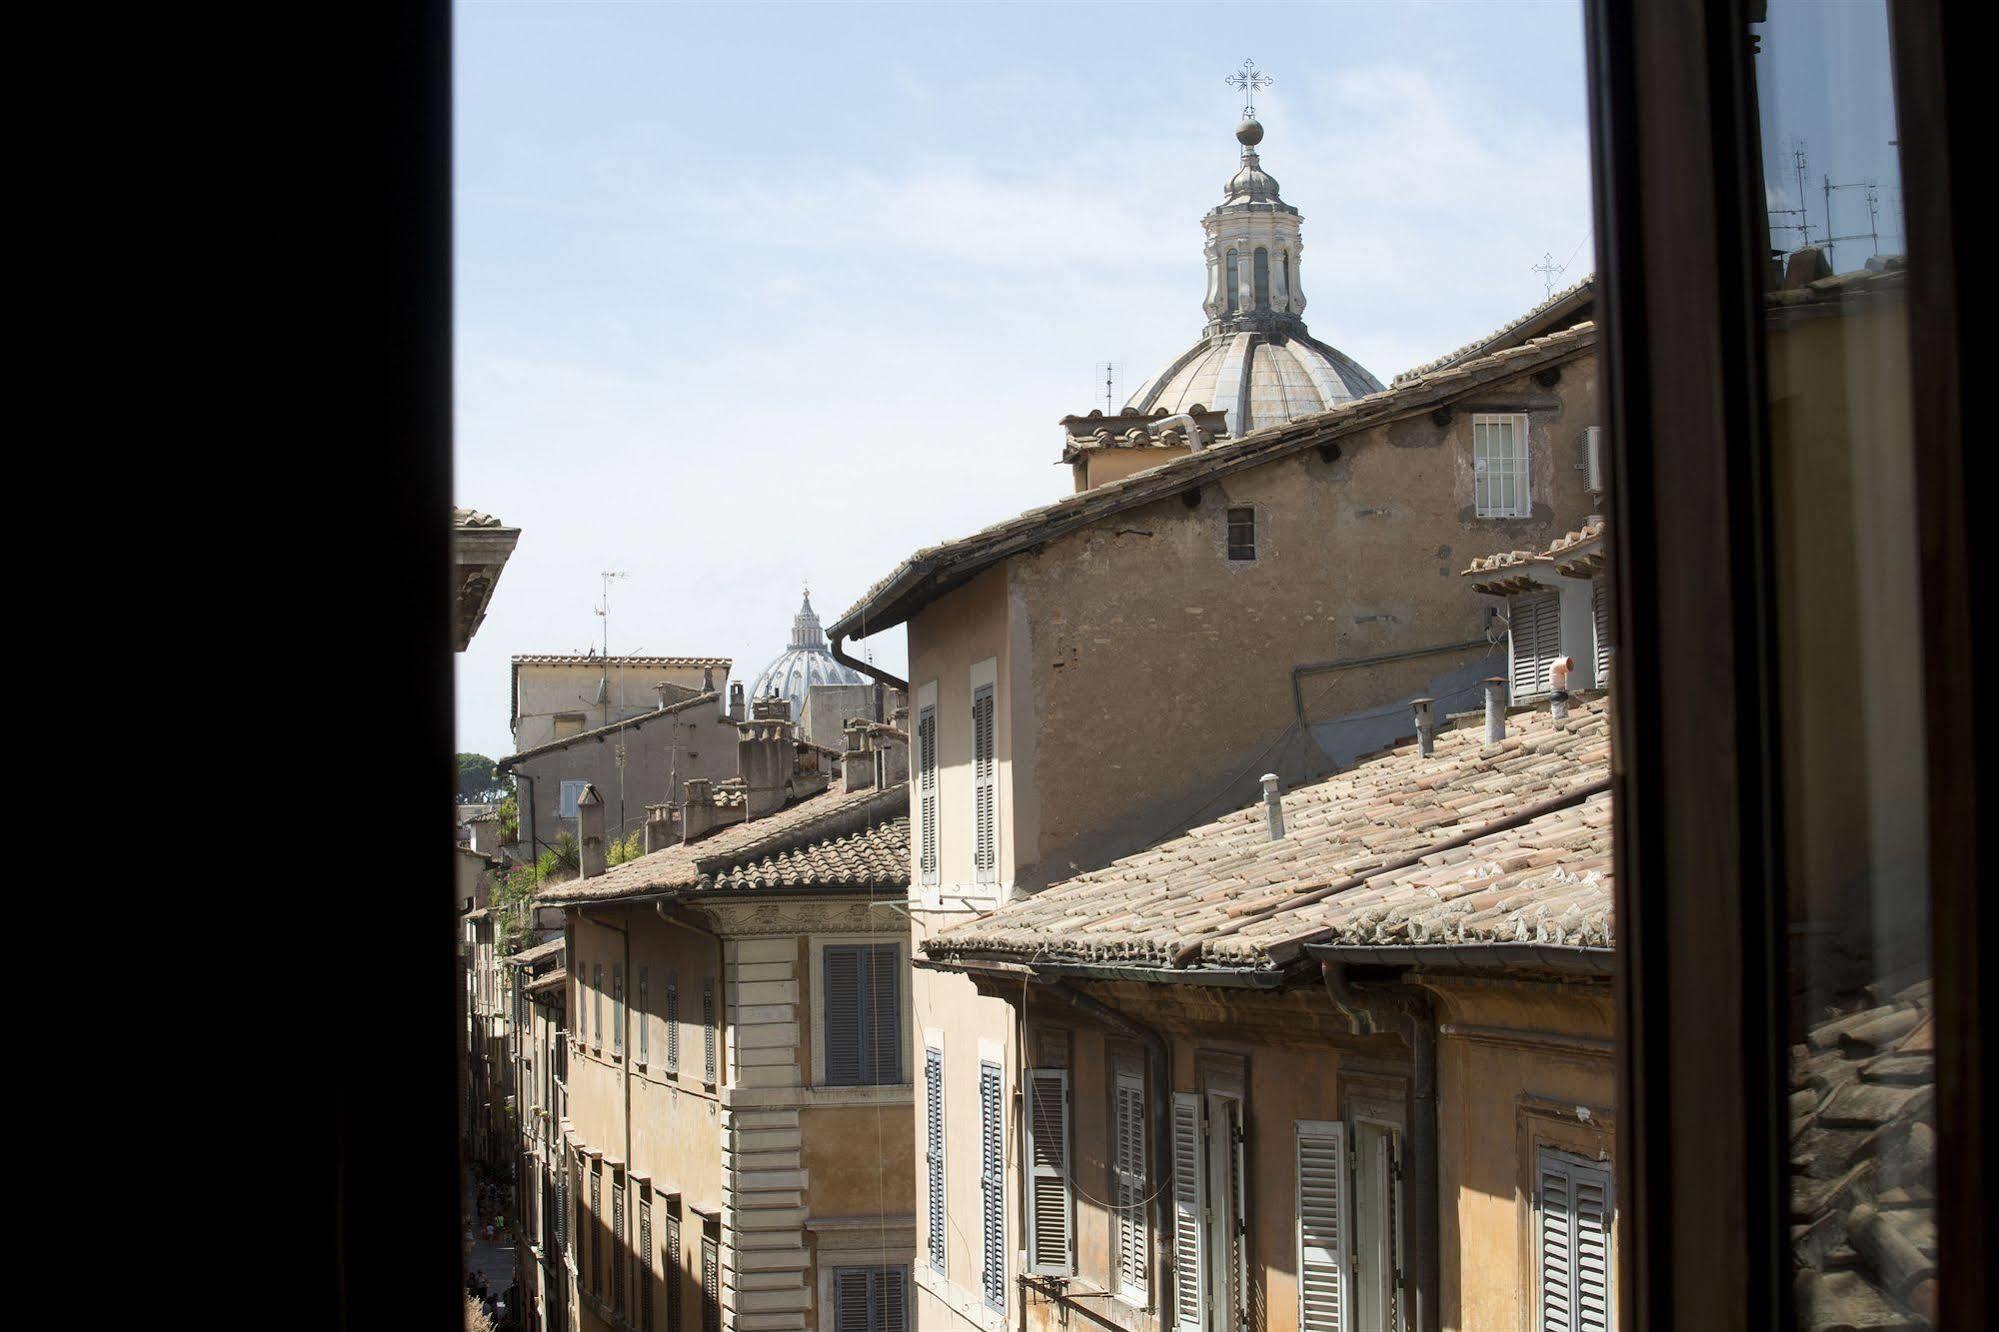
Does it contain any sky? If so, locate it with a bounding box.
[452,0,1595,761]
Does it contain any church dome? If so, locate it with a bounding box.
[749,590,867,722]
[1122,108,1384,437]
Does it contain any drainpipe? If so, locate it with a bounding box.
[1037,980,1175,1328]
[1321,960,1439,1332]
[830,630,909,694]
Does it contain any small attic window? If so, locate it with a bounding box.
[1227,507,1257,560]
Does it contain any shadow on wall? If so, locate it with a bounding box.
[1306,656,1505,773]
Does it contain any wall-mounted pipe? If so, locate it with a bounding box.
[830,631,909,694]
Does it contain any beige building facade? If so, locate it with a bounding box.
[513,655,733,755]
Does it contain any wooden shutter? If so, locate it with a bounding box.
[833,1268,872,1332]
[638,965,649,1065]
[1113,1070,1149,1301]
[1537,1151,1612,1332]
[867,944,901,1083]
[1296,1121,1350,1332]
[1025,1068,1074,1274]
[613,964,624,1058]
[1509,591,1562,700]
[979,1061,1005,1310]
[700,1235,719,1332]
[702,979,717,1084]
[824,946,864,1085]
[918,706,938,886]
[1171,1093,1207,1330]
[665,1212,683,1332]
[1590,575,1611,688]
[665,974,680,1077]
[925,1047,946,1273]
[972,684,997,885]
[878,1266,908,1332]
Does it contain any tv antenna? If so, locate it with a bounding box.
[1095,361,1119,414]
[1768,138,1814,250]
[1821,174,1883,272]
[594,570,629,727]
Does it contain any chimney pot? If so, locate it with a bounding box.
[1412,697,1436,757]
[576,783,607,878]
[1484,679,1508,743]
[1549,657,1573,720]
[1260,773,1286,841]
[729,682,745,723]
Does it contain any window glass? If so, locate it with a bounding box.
[1750,5,1937,1328]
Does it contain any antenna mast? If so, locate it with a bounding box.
[595,570,629,729]
[1096,361,1118,414]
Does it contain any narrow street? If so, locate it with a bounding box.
[463,1166,518,1315]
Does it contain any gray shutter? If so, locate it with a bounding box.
[918,706,939,886]
[700,1235,719,1332]
[638,1192,655,1332]
[1509,591,1561,700]
[979,1061,1005,1310]
[1591,575,1611,688]
[833,1268,871,1332]
[867,943,901,1083]
[638,965,649,1064]
[702,979,717,1084]
[824,946,864,1086]
[877,1267,908,1332]
[1025,1068,1074,1275]
[1538,1152,1613,1332]
[613,1172,627,1313]
[665,1213,683,1332]
[1575,1166,1611,1332]
[926,1048,947,1273]
[613,963,624,1058]
[666,974,680,1077]
[1296,1121,1350,1332]
[972,684,997,884]
[1225,1101,1248,1332]
[1114,1070,1149,1300]
[1171,1092,1207,1330]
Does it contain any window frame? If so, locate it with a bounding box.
[1471,412,1532,518]
[814,938,907,1088]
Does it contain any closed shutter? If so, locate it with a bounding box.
[825,946,864,1085]
[665,1213,683,1332]
[878,1267,908,1332]
[1113,1070,1149,1301]
[665,974,679,1077]
[700,1235,719,1332]
[1224,1101,1249,1332]
[979,1061,1005,1310]
[613,1173,627,1313]
[972,684,997,884]
[702,979,717,1085]
[613,964,624,1058]
[638,966,649,1065]
[833,1268,872,1332]
[1171,1093,1207,1331]
[1509,591,1562,700]
[1297,1121,1350,1332]
[638,1193,655,1331]
[925,1047,946,1273]
[1590,575,1611,688]
[826,944,901,1087]
[918,706,938,886]
[590,1164,602,1294]
[1025,1068,1074,1274]
[867,944,901,1083]
[1536,1150,1613,1332]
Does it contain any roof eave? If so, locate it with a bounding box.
[918,951,1287,989]
[1301,940,1614,976]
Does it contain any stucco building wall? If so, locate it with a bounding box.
[515,661,725,754]
[515,699,739,851]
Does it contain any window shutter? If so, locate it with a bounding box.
[665,1212,683,1332]
[925,1047,946,1273]
[1113,1070,1149,1301]
[639,1191,654,1331]
[1224,1101,1249,1332]
[1025,1068,1074,1275]
[700,1235,720,1332]
[877,1267,908,1332]
[979,1061,1005,1310]
[1590,575,1611,688]
[824,946,864,1086]
[833,1268,872,1332]
[918,706,939,886]
[638,965,649,1064]
[1537,1151,1612,1332]
[613,1172,628,1313]
[702,979,717,1084]
[666,974,680,1077]
[613,964,625,1057]
[1296,1121,1350,1332]
[867,944,901,1083]
[1171,1092,1207,1330]
[594,964,604,1046]
[1509,591,1562,700]
[972,685,997,885]
[590,1163,603,1294]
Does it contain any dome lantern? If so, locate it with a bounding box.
[750,587,868,723]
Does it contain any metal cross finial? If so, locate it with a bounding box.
[1225,58,1272,120]
[1532,252,1565,299]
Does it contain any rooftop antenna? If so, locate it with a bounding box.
[1821,174,1883,272]
[1095,361,1118,414]
[1532,251,1566,300]
[1768,137,1814,252]
[594,569,629,728]
[1225,57,1272,121]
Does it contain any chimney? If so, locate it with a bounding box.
[643,803,675,854]
[842,717,876,794]
[577,783,607,878]
[1549,657,1573,721]
[1261,773,1286,841]
[1484,679,1508,743]
[1412,697,1436,757]
[729,681,745,723]
[738,700,798,817]
[681,778,716,843]
[704,665,716,693]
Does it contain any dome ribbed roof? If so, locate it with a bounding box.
[750,591,867,722]
[1127,331,1384,437]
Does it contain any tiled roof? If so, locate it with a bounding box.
[536,782,909,906]
[497,692,720,769]
[832,322,1598,640]
[512,654,732,670]
[506,936,566,967]
[709,815,910,892]
[1464,518,1608,591]
[1393,276,1596,384]
[1792,974,1938,1329]
[454,507,512,530]
[526,967,569,995]
[925,698,1610,972]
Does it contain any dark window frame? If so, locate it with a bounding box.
[1225,506,1256,561]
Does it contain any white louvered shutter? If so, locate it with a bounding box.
[1113,1070,1149,1301]
[1026,1068,1074,1274]
[972,684,997,885]
[1537,1151,1613,1332]
[1509,591,1562,700]
[824,946,864,1085]
[1590,575,1611,688]
[1296,1121,1351,1332]
[1225,1101,1249,1332]
[918,706,939,886]
[1172,1093,1207,1331]
[925,1048,946,1273]
[979,1062,1006,1310]
[1574,1166,1611,1332]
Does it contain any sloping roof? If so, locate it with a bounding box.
[455,507,511,529]
[924,698,1610,973]
[709,815,910,892]
[1393,275,1596,384]
[831,322,1599,640]
[536,782,909,906]
[506,936,566,967]
[526,967,569,995]
[497,691,720,770]
[511,654,732,670]
[1464,518,1608,593]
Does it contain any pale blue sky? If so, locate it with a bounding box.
[453,0,1595,759]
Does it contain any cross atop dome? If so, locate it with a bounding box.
[1225,58,1272,121]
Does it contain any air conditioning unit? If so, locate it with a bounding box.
[1584,426,1606,496]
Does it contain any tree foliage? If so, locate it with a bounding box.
[457,753,509,805]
